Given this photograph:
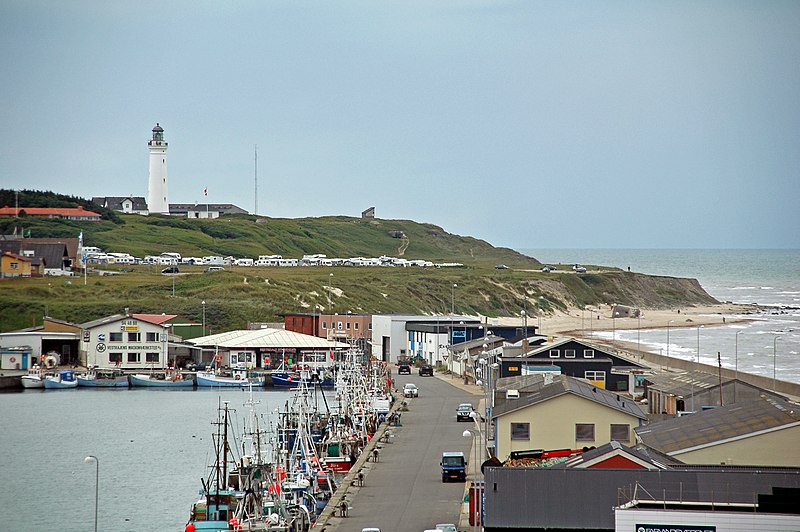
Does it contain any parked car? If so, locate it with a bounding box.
[456,403,474,422]
[361,529,382,532]
[575,266,587,273]
[495,264,509,270]
[161,266,179,274]
[403,383,418,398]
[203,266,225,272]
[418,364,433,376]
[398,364,411,375]
[542,266,553,273]
[436,525,458,532]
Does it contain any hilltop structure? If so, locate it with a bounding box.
[147,123,169,214]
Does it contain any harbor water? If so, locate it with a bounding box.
[0,387,312,531]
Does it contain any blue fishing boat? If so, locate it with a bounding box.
[43,370,78,390]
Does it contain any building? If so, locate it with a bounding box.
[491,374,648,461]
[0,316,81,366]
[361,207,375,218]
[0,240,72,276]
[91,196,149,215]
[80,313,174,369]
[483,463,800,531]
[147,123,169,214]
[282,312,372,351]
[501,337,650,393]
[644,369,786,417]
[0,206,101,221]
[0,251,32,278]
[635,395,800,467]
[370,314,482,364]
[169,203,248,219]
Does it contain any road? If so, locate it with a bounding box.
[331,371,481,532]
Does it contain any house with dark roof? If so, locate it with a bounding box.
[500,336,650,394]
[91,196,149,215]
[169,203,248,219]
[635,395,800,467]
[491,374,648,461]
[554,440,682,470]
[644,369,786,417]
[0,241,72,275]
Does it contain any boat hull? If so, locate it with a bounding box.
[43,379,78,390]
[129,374,195,387]
[77,376,129,388]
[196,373,265,388]
[270,372,334,389]
[21,376,44,389]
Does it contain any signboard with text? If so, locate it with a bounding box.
[637,525,716,532]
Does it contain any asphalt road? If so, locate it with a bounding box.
[337,372,480,532]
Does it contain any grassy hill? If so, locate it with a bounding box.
[0,190,718,333]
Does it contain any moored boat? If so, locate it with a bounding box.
[129,368,194,388]
[21,365,47,389]
[196,367,265,388]
[43,370,78,390]
[77,368,129,388]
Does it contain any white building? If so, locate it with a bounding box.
[370,314,480,364]
[81,313,172,369]
[147,123,169,215]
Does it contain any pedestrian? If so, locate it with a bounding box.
[372,448,379,462]
[357,470,364,486]
[339,500,348,517]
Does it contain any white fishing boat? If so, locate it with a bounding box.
[21,365,47,389]
[129,367,194,388]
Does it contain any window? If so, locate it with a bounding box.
[322,321,327,329]
[354,323,359,330]
[611,424,630,442]
[511,422,530,440]
[127,352,141,363]
[128,332,141,342]
[585,371,606,385]
[346,322,351,330]
[337,322,343,330]
[109,352,122,364]
[145,352,159,363]
[368,323,372,330]
[565,349,576,358]
[11,262,18,269]
[575,423,595,442]
[109,332,123,342]
[146,332,158,342]
[549,349,560,358]
[584,349,595,358]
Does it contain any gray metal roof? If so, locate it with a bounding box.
[492,374,648,420]
[79,314,128,329]
[635,395,800,454]
[555,440,683,470]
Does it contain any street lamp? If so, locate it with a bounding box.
[537,296,544,333]
[691,325,704,413]
[452,283,457,314]
[328,273,334,313]
[773,335,782,391]
[201,300,206,337]
[462,427,481,532]
[84,455,99,532]
[612,311,620,349]
[666,320,675,360]
[735,329,743,403]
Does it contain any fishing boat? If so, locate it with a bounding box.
[21,365,47,389]
[43,370,78,390]
[77,367,129,388]
[129,367,194,388]
[196,367,265,388]
[270,370,334,389]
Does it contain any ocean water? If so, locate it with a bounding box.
[520,249,800,384]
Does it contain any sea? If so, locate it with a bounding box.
[0,387,316,532]
[521,249,800,385]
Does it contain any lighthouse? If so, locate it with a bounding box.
[147,123,169,214]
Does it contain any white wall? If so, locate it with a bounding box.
[615,507,800,532]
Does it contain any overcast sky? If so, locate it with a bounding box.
[2,1,798,249]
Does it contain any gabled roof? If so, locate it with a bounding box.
[513,336,649,369]
[187,328,350,349]
[492,374,648,420]
[169,203,248,215]
[131,313,179,325]
[555,441,682,470]
[79,314,128,329]
[92,196,148,211]
[635,395,800,455]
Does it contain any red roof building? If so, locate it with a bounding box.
[0,206,101,221]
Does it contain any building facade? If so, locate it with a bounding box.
[81,314,171,369]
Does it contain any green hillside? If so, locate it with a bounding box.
[0,189,718,333]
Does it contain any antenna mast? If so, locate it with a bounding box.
[254,144,258,215]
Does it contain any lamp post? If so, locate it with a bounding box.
[773,335,782,391]
[612,311,619,349]
[691,325,704,413]
[589,306,594,338]
[452,283,457,314]
[201,300,206,337]
[462,428,480,532]
[84,455,98,532]
[637,312,641,357]
[520,310,527,353]
[328,273,334,313]
[537,296,544,334]
[666,320,675,360]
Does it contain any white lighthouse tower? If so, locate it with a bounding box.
[147,123,169,215]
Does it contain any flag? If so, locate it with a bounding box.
[203,187,208,196]
[78,231,83,247]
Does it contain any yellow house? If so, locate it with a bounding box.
[493,375,648,461]
[0,251,32,278]
[635,395,800,467]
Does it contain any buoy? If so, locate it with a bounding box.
[185,523,195,532]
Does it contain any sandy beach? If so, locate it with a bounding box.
[488,302,759,337]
